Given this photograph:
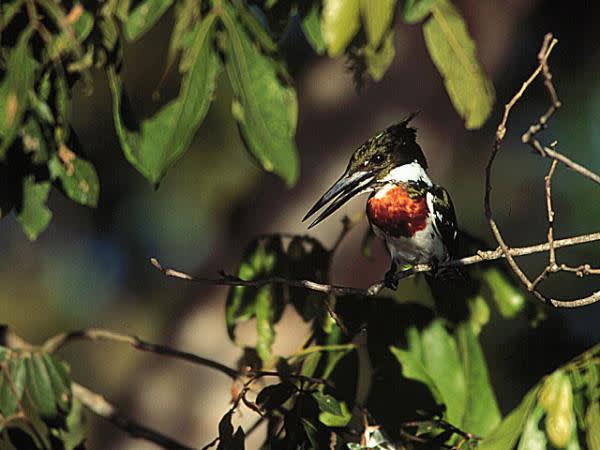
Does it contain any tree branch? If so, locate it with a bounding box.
[486,33,600,308]
[151,230,600,298]
[72,382,194,450]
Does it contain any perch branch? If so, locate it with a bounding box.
[151,230,600,298]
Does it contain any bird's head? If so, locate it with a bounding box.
[303,114,428,228]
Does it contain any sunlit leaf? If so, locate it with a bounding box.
[318,397,351,426]
[545,375,574,449]
[517,403,546,450]
[0,29,37,157]
[456,322,500,436]
[301,4,326,54]
[483,268,525,318]
[222,5,299,186]
[585,401,600,450]
[16,177,52,241]
[321,0,360,57]
[312,391,342,416]
[360,0,396,48]
[123,0,174,41]
[403,0,439,23]
[49,144,99,207]
[478,385,541,450]
[423,0,494,129]
[109,13,219,184]
[364,30,396,81]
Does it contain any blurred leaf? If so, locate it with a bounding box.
[364,30,395,81]
[478,385,541,450]
[322,0,360,57]
[483,268,525,318]
[312,392,342,416]
[222,5,299,186]
[56,397,86,450]
[545,375,574,448]
[403,0,439,23]
[360,0,396,48]
[300,418,319,449]
[24,353,66,420]
[456,322,500,436]
[517,403,546,450]
[0,352,26,417]
[419,320,465,425]
[256,382,296,411]
[49,144,99,207]
[123,0,174,41]
[217,411,245,450]
[166,0,199,69]
[585,401,600,450]
[468,295,490,335]
[226,237,284,351]
[318,398,351,427]
[109,13,219,184]
[232,0,278,54]
[0,29,37,157]
[301,4,326,54]
[16,177,52,241]
[423,0,494,129]
[361,227,375,259]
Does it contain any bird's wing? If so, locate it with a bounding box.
[428,185,459,257]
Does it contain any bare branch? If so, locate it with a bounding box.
[486,32,600,308]
[43,328,240,379]
[73,382,194,450]
[151,230,600,299]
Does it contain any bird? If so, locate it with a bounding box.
[303,115,458,288]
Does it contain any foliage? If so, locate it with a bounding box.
[0,0,493,240]
[0,346,85,449]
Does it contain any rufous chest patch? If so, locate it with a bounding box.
[367,185,428,237]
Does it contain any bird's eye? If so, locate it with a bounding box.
[371,154,385,164]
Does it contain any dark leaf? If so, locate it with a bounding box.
[256,383,296,412]
[123,0,174,41]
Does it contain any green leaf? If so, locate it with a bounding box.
[483,268,525,318]
[318,398,351,427]
[360,0,396,48]
[226,237,284,343]
[40,353,71,414]
[321,0,360,57]
[222,6,299,186]
[390,345,443,403]
[255,286,276,365]
[423,0,494,129]
[166,0,199,69]
[0,354,26,417]
[517,403,546,450]
[301,418,319,449]
[364,30,396,81]
[478,385,541,450]
[585,401,600,450]
[312,392,342,416]
[456,322,500,436]
[123,0,174,41]
[0,29,37,157]
[49,145,99,207]
[301,4,326,55]
[110,13,219,184]
[16,177,52,241]
[403,0,439,23]
[24,354,56,419]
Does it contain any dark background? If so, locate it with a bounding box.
[2,0,600,448]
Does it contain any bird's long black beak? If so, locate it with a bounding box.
[303,170,373,228]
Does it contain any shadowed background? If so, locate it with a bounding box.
[2,0,600,448]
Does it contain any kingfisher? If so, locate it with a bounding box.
[303,116,458,288]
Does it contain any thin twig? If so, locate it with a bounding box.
[43,328,240,379]
[73,382,194,450]
[486,32,600,308]
[151,230,600,299]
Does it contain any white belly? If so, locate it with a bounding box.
[371,216,448,265]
